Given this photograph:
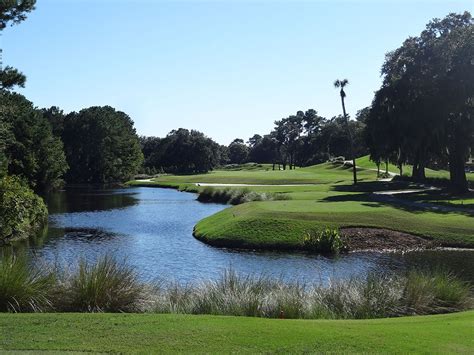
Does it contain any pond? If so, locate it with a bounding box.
[16,187,474,284]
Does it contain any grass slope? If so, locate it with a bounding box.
[131,158,474,249]
[1,312,473,353]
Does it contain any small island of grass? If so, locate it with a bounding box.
[131,158,474,252]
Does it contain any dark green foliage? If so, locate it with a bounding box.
[0,0,36,30]
[0,176,47,243]
[141,129,223,174]
[303,227,347,253]
[0,253,55,312]
[0,67,26,90]
[62,106,143,183]
[228,138,249,164]
[366,11,474,192]
[0,91,68,190]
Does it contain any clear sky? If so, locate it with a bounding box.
[2,0,472,144]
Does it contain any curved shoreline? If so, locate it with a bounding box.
[193,226,474,253]
[129,183,474,253]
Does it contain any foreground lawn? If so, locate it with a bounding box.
[0,312,473,353]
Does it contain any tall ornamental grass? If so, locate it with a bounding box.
[0,254,55,312]
[57,255,147,312]
[0,254,471,318]
[151,269,472,319]
[197,187,290,205]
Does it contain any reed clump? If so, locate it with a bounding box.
[0,255,471,318]
[197,187,290,205]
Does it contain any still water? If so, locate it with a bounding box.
[19,187,474,283]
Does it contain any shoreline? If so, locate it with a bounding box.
[129,182,474,253]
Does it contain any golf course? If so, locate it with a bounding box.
[130,156,474,250]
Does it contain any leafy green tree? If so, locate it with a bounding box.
[228,138,249,164]
[247,134,278,166]
[62,106,143,183]
[140,129,221,174]
[0,175,47,242]
[0,91,67,190]
[366,11,473,192]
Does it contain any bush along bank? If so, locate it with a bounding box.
[0,176,47,244]
[0,254,472,318]
[197,187,291,205]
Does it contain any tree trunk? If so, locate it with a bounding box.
[448,148,468,193]
[377,162,380,177]
[385,160,388,174]
[340,93,357,185]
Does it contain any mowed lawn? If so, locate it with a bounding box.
[132,159,474,248]
[1,312,473,353]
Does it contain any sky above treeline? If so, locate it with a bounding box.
[3,0,472,144]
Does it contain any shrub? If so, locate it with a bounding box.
[303,228,347,253]
[0,176,48,243]
[0,254,56,312]
[57,255,145,312]
[197,187,291,205]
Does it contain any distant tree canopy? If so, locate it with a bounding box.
[60,106,143,184]
[228,138,249,164]
[230,109,368,170]
[366,11,474,192]
[141,128,224,174]
[0,91,67,190]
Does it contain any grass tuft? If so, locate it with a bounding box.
[56,255,146,312]
[197,187,290,205]
[0,254,55,312]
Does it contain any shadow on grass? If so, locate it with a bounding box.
[332,181,415,193]
[323,184,474,217]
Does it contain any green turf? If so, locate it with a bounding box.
[130,157,474,249]
[1,312,472,353]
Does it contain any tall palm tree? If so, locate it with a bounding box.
[334,79,357,185]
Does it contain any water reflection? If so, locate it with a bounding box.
[44,186,139,214]
[9,187,474,284]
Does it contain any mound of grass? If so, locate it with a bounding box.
[130,158,474,249]
[194,198,474,249]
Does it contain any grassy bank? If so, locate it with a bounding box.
[1,311,473,353]
[131,158,474,249]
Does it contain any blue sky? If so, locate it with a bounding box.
[3,0,472,144]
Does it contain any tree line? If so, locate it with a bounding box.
[365,12,473,193]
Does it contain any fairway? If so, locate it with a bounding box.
[132,158,474,250]
[1,311,472,353]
